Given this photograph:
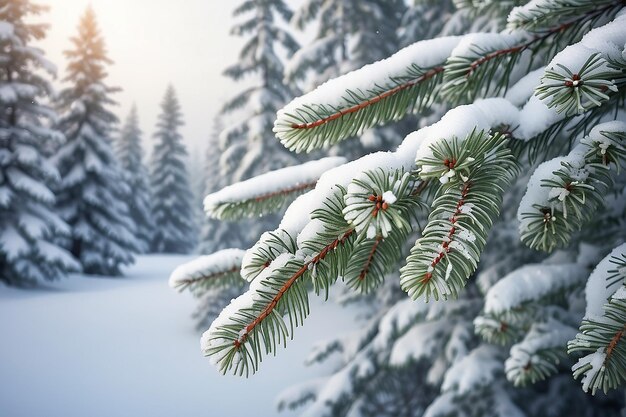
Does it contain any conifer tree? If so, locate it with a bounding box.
[54,7,139,276]
[175,1,626,416]
[0,0,80,286]
[116,105,154,253]
[219,0,300,184]
[149,85,196,254]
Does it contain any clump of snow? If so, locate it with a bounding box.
[0,21,14,40]
[389,320,445,365]
[276,36,463,140]
[408,98,520,164]
[485,264,588,315]
[441,345,502,395]
[449,32,525,63]
[382,190,397,204]
[505,320,576,382]
[505,68,545,106]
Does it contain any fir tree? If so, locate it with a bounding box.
[219,0,300,184]
[116,105,154,253]
[175,1,626,416]
[215,0,304,251]
[54,7,139,276]
[149,85,196,254]
[0,0,80,286]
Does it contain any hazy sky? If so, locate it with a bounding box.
[39,1,243,156]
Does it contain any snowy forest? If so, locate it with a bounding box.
[2,0,626,417]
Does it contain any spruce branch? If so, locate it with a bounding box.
[442,2,621,104]
[401,131,518,301]
[505,321,577,387]
[518,122,626,252]
[240,228,298,282]
[568,246,626,394]
[508,0,624,32]
[202,189,355,376]
[274,37,461,153]
[204,157,345,221]
[168,249,246,295]
[343,168,423,240]
[536,53,620,116]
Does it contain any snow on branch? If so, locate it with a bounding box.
[202,189,355,376]
[484,263,588,316]
[535,13,626,116]
[569,246,626,394]
[508,0,623,32]
[400,130,518,301]
[168,249,246,294]
[518,121,626,252]
[204,157,346,221]
[240,228,297,282]
[475,263,588,345]
[274,36,462,153]
[505,320,577,387]
[273,3,625,155]
[583,243,626,321]
[200,72,622,374]
[441,345,503,395]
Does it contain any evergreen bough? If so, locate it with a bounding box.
[175,1,626,415]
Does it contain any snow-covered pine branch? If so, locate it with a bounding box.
[169,248,246,295]
[204,157,346,221]
[518,121,625,252]
[275,37,461,152]
[401,130,518,301]
[203,82,618,375]
[274,2,624,154]
[189,3,626,412]
[505,320,577,387]
[568,244,626,394]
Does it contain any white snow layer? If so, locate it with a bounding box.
[518,120,626,232]
[505,321,577,380]
[572,348,607,393]
[441,345,502,395]
[584,243,626,320]
[485,263,588,315]
[203,157,346,210]
[168,249,246,288]
[276,36,462,135]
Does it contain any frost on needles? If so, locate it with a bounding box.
[173,1,626,416]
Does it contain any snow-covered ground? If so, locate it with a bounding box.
[0,255,353,417]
